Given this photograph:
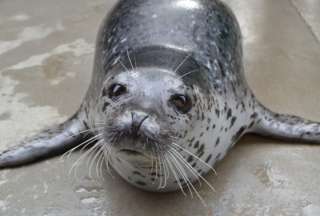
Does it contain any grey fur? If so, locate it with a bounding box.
[0,0,319,195]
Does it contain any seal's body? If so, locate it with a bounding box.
[1,0,320,194]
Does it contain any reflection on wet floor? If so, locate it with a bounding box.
[0,0,320,215]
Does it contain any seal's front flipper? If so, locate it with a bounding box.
[0,113,91,169]
[251,102,320,144]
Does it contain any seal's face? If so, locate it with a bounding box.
[96,65,214,191]
[102,67,194,154]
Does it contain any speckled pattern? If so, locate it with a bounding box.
[0,0,320,215]
[0,0,251,191]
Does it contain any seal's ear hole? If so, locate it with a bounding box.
[108,83,127,100]
[169,94,192,114]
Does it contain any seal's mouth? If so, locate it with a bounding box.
[119,149,143,156]
[117,148,154,164]
[105,121,173,159]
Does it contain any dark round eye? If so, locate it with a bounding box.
[108,83,127,99]
[170,94,192,114]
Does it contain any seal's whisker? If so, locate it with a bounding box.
[171,150,202,199]
[150,151,155,175]
[170,146,216,193]
[83,140,103,178]
[62,134,102,160]
[172,153,200,203]
[106,144,115,177]
[157,154,165,188]
[90,126,107,131]
[102,144,114,177]
[171,142,217,175]
[119,58,130,72]
[100,144,112,179]
[155,153,159,182]
[133,52,137,68]
[168,151,194,198]
[158,152,167,189]
[174,53,192,73]
[96,144,107,181]
[168,152,194,198]
[88,141,104,179]
[179,69,199,79]
[169,151,197,198]
[157,154,163,188]
[158,147,167,189]
[90,142,103,179]
[94,122,107,125]
[68,138,102,180]
[165,155,187,196]
[64,126,105,140]
[69,134,102,158]
[169,149,208,206]
[69,135,102,172]
[149,144,155,178]
[96,146,105,180]
[154,145,160,182]
[76,125,104,135]
[170,146,202,187]
[163,153,170,188]
[126,49,134,70]
[80,126,105,133]
[155,142,168,187]
[165,155,182,192]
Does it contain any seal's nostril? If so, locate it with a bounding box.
[131,112,149,134]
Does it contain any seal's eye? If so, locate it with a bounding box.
[170,94,192,114]
[108,83,127,99]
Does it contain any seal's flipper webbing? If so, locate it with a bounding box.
[251,103,320,144]
[0,113,90,169]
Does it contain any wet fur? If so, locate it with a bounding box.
[1,0,320,202]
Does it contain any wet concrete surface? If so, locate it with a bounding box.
[0,0,320,215]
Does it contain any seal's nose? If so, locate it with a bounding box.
[131,111,149,135]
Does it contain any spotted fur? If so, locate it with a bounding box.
[1,0,320,196]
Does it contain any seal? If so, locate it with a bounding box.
[1,0,320,196]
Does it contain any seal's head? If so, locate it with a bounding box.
[93,48,218,192]
[103,67,191,153]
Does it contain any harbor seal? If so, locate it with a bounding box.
[1,0,319,196]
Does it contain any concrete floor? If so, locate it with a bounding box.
[0,0,320,215]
